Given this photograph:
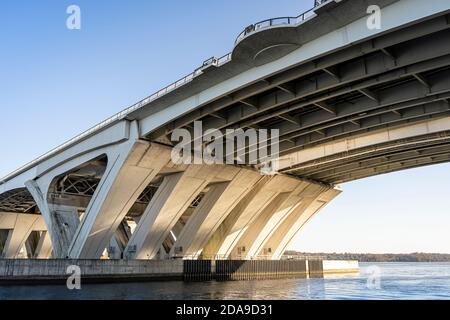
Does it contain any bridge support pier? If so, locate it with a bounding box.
[26,178,81,258]
[263,187,341,260]
[0,213,44,259]
[125,165,232,260]
[34,231,53,259]
[169,168,263,258]
[228,192,292,259]
[200,175,299,259]
[44,205,78,258]
[24,231,40,258]
[252,184,327,259]
[228,181,313,260]
[68,141,171,259]
[108,220,132,259]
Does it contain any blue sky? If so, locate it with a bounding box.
[0,0,449,253]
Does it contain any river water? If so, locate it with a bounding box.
[0,262,449,300]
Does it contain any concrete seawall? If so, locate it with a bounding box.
[0,259,184,283]
[213,260,309,281]
[0,259,358,284]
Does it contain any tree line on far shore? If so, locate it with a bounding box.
[283,251,450,262]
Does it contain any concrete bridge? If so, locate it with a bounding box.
[1,0,449,261]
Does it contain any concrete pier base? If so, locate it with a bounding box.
[0,259,359,284]
[0,259,184,283]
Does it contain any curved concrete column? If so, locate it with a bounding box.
[228,181,317,259]
[26,178,82,259]
[25,232,40,258]
[201,175,300,259]
[169,168,262,258]
[263,187,341,260]
[125,165,229,260]
[68,141,171,259]
[200,177,271,259]
[35,231,53,259]
[47,205,79,256]
[108,238,122,260]
[246,183,326,259]
[0,213,45,259]
[108,220,133,259]
[0,230,8,255]
[19,121,137,259]
[228,192,291,259]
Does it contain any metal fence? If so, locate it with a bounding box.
[235,0,331,44]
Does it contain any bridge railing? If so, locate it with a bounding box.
[235,0,330,44]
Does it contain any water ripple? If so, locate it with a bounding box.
[0,262,449,300]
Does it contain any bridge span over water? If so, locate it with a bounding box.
[0,0,449,260]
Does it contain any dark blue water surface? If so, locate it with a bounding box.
[0,262,449,300]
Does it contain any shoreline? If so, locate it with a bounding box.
[284,252,450,263]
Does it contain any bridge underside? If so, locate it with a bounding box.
[0,0,449,260]
[147,4,450,184]
[0,162,340,261]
